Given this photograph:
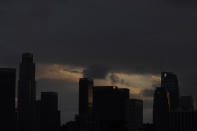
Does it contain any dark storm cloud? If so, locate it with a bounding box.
[1,0,197,123]
[1,0,197,75]
[109,73,119,84]
[83,64,109,78]
[166,0,197,6]
[109,73,130,86]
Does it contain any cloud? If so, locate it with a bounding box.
[36,64,152,99]
[109,73,121,84]
[36,63,83,82]
[107,73,154,89]
[82,64,109,79]
[1,0,197,75]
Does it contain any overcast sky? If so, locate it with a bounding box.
[1,0,197,124]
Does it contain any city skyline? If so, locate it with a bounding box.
[0,53,196,125]
[1,0,197,126]
[1,52,197,131]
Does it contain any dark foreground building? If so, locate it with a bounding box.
[77,78,144,131]
[78,78,94,131]
[168,96,196,131]
[179,96,194,111]
[0,68,16,131]
[153,87,169,131]
[93,86,129,131]
[168,111,197,131]
[40,92,60,131]
[127,99,143,131]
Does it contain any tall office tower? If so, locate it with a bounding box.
[161,72,179,111]
[179,96,194,111]
[127,99,143,131]
[93,86,129,131]
[78,78,94,131]
[0,68,16,131]
[153,87,169,131]
[40,92,60,131]
[17,53,36,131]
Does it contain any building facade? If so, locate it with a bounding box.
[153,87,169,131]
[79,78,94,131]
[0,68,16,131]
[179,96,194,111]
[93,86,129,131]
[17,53,37,131]
[168,111,197,131]
[127,99,143,131]
[161,72,179,111]
[40,92,60,131]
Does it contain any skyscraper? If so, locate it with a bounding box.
[79,78,94,115]
[153,87,169,131]
[0,68,16,131]
[17,53,36,131]
[78,78,94,131]
[161,72,179,111]
[40,92,60,131]
[127,99,143,131]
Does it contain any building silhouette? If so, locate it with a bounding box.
[77,78,145,131]
[0,53,63,131]
[78,78,94,131]
[35,100,41,131]
[161,72,179,111]
[167,95,196,131]
[179,96,194,111]
[168,111,196,131]
[93,86,129,131]
[0,68,16,131]
[17,53,37,131]
[153,72,197,131]
[195,110,197,130]
[127,99,143,131]
[40,92,60,131]
[153,87,169,131]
